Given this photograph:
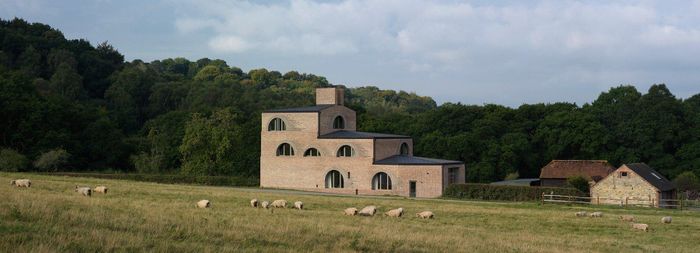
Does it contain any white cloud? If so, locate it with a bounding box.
[208,35,253,53]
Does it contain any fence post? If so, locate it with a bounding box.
[680,199,683,210]
[541,192,544,205]
[625,197,628,207]
[596,196,600,205]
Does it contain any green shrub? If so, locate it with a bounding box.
[0,148,28,172]
[673,171,700,192]
[443,183,585,201]
[566,176,591,195]
[34,148,71,171]
[41,172,258,187]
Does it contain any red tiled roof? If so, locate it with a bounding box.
[539,160,615,182]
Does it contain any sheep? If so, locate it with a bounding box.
[196,200,211,208]
[620,215,636,222]
[261,201,270,209]
[632,223,649,232]
[661,216,672,224]
[589,212,603,218]
[94,186,108,194]
[271,199,287,208]
[575,211,587,217]
[416,211,434,219]
[384,208,403,217]
[10,180,15,186]
[75,186,91,197]
[12,179,31,188]
[250,199,259,208]
[358,205,377,216]
[294,201,303,210]
[344,207,358,216]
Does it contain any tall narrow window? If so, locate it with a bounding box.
[325,170,344,188]
[304,148,320,157]
[333,116,345,129]
[276,143,294,156]
[337,145,354,157]
[268,118,286,131]
[400,142,409,155]
[372,172,392,190]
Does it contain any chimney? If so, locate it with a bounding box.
[316,87,344,105]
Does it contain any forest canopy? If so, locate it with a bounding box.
[1,18,699,183]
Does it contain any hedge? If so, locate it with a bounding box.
[40,172,258,187]
[443,183,585,201]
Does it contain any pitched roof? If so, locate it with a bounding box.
[374,155,463,165]
[318,130,410,139]
[539,160,615,182]
[263,105,334,113]
[624,163,676,191]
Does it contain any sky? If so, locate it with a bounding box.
[2,0,700,106]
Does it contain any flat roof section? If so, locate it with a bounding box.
[319,130,410,139]
[374,155,463,165]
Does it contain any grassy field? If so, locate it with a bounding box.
[2,173,699,253]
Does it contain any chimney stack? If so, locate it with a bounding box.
[316,87,344,105]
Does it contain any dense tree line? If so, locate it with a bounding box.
[1,18,699,185]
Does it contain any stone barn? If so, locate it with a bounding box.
[590,163,676,207]
[539,160,615,187]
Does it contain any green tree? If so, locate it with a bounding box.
[0,148,28,172]
[34,148,71,171]
[673,171,700,192]
[179,108,241,176]
[49,63,83,99]
[566,176,590,195]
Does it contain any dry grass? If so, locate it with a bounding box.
[1,172,699,253]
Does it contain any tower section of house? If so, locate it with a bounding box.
[590,163,676,207]
[260,87,465,198]
[539,160,615,187]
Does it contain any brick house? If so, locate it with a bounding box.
[260,87,465,198]
[590,163,676,207]
[539,160,616,187]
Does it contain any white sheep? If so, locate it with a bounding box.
[416,211,434,219]
[12,179,31,187]
[271,199,287,208]
[294,201,303,210]
[632,223,649,232]
[196,200,211,208]
[261,201,270,209]
[575,211,587,217]
[620,215,636,222]
[94,186,108,194]
[384,208,403,217]
[661,216,672,224]
[75,186,91,197]
[250,199,258,208]
[358,205,377,216]
[589,212,603,218]
[344,208,358,216]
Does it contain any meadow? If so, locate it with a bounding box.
[2,172,699,253]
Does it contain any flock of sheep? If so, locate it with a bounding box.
[574,211,672,232]
[10,178,108,197]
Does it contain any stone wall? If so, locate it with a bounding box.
[590,165,660,206]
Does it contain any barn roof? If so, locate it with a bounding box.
[623,163,676,191]
[539,160,615,182]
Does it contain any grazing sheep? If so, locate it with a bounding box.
[358,206,377,216]
[589,212,603,218]
[196,200,211,208]
[620,215,636,222]
[294,201,303,210]
[12,179,31,188]
[10,180,15,186]
[261,201,270,209]
[344,208,358,216]
[661,216,672,224]
[74,186,91,197]
[416,211,434,219]
[271,199,287,208]
[632,223,649,232]
[384,208,403,217]
[94,186,108,194]
[250,199,258,208]
[575,211,587,217]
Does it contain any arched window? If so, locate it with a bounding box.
[268,118,286,131]
[372,172,392,190]
[304,148,320,157]
[333,116,345,129]
[337,145,354,157]
[400,142,409,155]
[276,143,294,156]
[325,170,344,188]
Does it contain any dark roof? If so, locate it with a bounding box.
[490,178,541,186]
[263,105,334,113]
[374,155,463,165]
[624,163,676,191]
[539,160,615,182]
[319,130,410,139]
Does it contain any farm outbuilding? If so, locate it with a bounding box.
[539,160,615,187]
[590,163,676,207]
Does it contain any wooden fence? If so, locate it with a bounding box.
[541,193,698,210]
